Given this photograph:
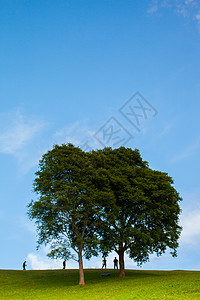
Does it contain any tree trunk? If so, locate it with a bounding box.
[119,250,125,277]
[78,245,85,285]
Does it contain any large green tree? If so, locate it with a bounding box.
[28,143,110,285]
[91,147,182,277]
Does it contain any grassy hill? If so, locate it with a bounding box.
[0,269,200,299]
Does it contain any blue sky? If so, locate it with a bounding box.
[0,0,200,270]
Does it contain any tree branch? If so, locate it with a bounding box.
[126,214,134,228]
[114,245,119,254]
[71,216,80,238]
[113,221,119,232]
[81,217,88,239]
[124,241,134,251]
[71,257,79,262]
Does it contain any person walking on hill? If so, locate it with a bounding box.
[23,261,27,270]
[113,257,118,270]
[63,260,66,269]
[102,257,107,269]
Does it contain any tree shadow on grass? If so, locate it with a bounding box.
[0,269,183,291]
[28,269,166,287]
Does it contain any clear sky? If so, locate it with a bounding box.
[0,0,200,271]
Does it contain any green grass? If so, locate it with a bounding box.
[0,269,200,299]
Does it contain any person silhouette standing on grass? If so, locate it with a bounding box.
[102,257,107,269]
[23,261,27,270]
[63,260,66,269]
[113,257,118,270]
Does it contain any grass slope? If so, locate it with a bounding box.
[0,269,200,299]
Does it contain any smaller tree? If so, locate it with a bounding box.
[28,144,107,285]
[92,147,182,277]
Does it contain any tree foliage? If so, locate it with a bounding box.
[91,147,182,277]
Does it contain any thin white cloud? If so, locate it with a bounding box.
[185,0,193,4]
[147,5,158,14]
[178,188,200,245]
[20,217,36,235]
[0,109,102,175]
[0,110,45,154]
[27,252,63,270]
[148,0,200,28]
[149,6,158,13]
[0,109,48,173]
[147,0,159,14]
[171,137,200,162]
[180,209,200,244]
[53,121,84,146]
[196,13,200,24]
[0,108,115,176]
[53,120,101,151]
[156,121,175,140]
